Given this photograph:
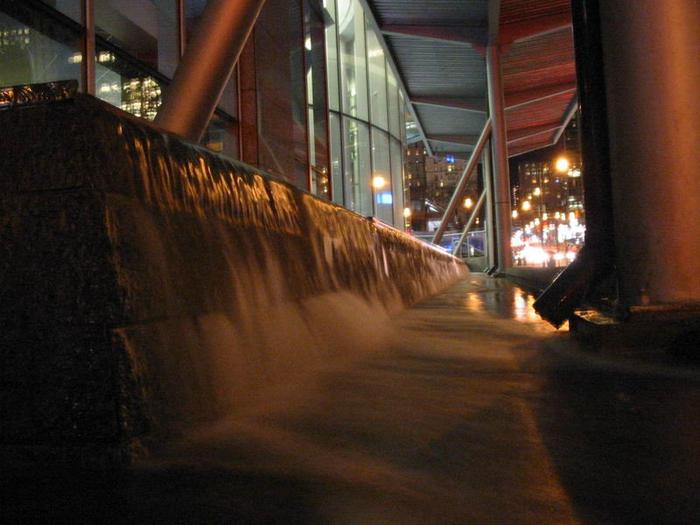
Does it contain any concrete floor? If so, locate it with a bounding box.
[4,275,700,524]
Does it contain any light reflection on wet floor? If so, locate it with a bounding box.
[5,274,700,524]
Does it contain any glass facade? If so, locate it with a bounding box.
[1,0,408,227]
[0,3,83,89]
[325,0,408,225]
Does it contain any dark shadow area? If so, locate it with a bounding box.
[0,467,320,524]
[530,345,700,524]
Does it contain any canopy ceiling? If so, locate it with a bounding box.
[364,0,577,159]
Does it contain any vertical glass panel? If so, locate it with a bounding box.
[39,1,81,23]
[255,0,308,188]
[95,47,165,120]
[0,4,82,89]
[366,27,388,130]
[305,0,330,199]
[387,66,400,138]
[203,113,239,159]
[390,137,404,228]
[94,0,178,77]
[337,0,367,120]
[329,112,343,205]
[343,117,371,215]
[323,0,340,111]
[372,128,392,224]
[399,91,407,143]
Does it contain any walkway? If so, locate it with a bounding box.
[5,275,700,523]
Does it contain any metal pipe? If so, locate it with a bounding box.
[452,188,487,256]
[486,44,512,272]
[432,118,492,245]
[155,0,266,142]
[81,0,95,95]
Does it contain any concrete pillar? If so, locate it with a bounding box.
[486,45,512,272]
[155,0,266,143]
[598,0,700,305]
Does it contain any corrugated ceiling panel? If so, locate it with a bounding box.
[416,105,487,136]
[505,92,573,133]
[371,0,487,25]
[500,0,570,25]
[501,29,575,93]
[386,35,486,99]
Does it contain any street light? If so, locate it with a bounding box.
[555,156,570,173]
[463,197,473,209]
[521,200,532,212]
[372,175,386,190]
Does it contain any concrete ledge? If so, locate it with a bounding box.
[0,95,467,466]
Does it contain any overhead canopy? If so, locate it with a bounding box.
[364,0,577,158]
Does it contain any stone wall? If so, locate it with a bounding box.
[0,95,467,466]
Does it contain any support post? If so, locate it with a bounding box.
[452,189,487,256]
[432,119,491,246]
[81,0,95,95]
[483,141,497,268]
[155,0,266,142]
[486,45,512,272]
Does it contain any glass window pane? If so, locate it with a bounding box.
[323,0,339,111]
[255,0,308,189]
[337,0,367,120]
[39,1,81,23]
[387,66,400,138]
[0,5,82,89]
[203,113,239,159]
[95,47,165,120]
[390,138,404,228]
[372,128,392,224]
[95,0,179,77]
[366,27,387,130]
[399,90,407,143]
[329,112,343,205]
[305,0,330,199]
[343,117,371,215]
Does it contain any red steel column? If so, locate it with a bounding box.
[599,0,700,305]
[155,0,266,143]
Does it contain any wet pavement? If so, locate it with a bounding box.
[4,274,700,524]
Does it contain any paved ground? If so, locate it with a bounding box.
[4,275,700,523]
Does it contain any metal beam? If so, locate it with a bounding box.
[411,96,486,114]
[452,189,487,256]
[551,94,579,145]
[507,123,560,144]
[483,141,497,268]
[488,0,501,45]
[508,141,554,158]
[155,0,266,142]
[507,97,578,157]
[486,45,512,272]
[505,82,576,110]
[432,119,492,245]
[380,24,485,47]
